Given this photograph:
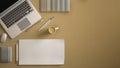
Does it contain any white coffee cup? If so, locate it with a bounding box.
[48,26,59,34]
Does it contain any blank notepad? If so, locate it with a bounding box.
[40,0,70,12]
[18,39,64,65]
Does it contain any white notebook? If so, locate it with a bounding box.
[18,39,64,65]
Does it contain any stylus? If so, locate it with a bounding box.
[16,43,18,62]
[39,17,54,31]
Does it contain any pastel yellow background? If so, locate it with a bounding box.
[0,0,120,68]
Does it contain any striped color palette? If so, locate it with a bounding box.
[40,0,70,12]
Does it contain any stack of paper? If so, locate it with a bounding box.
[18,39,65,65]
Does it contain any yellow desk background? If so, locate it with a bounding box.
[0,0,120,68]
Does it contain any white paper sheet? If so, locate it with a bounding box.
[18,39,64,65]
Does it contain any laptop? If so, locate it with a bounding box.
[0,0,42,39]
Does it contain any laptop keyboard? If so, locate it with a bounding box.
[1,1,33,28]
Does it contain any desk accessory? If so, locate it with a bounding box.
[0,46,12,63]
[41,0,70,12]
[39,17,54,31]
[48,26,59,34]
[0,33,7,43]
[16,43,18,62]
[17,39,65,65]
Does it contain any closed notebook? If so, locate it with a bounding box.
[18,39,64,65]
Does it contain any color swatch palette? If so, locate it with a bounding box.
[0,46,12,63]
[40,0,70,12]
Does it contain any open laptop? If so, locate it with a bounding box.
[0,0,41,39]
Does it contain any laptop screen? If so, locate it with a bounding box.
[0,0,18,13]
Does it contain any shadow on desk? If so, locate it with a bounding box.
[38,29,50,37]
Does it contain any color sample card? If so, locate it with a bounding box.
[40,0,70,12]
[0,46,12,63]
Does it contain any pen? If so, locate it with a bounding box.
[39,17,54,31]
[16,43,18,62]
